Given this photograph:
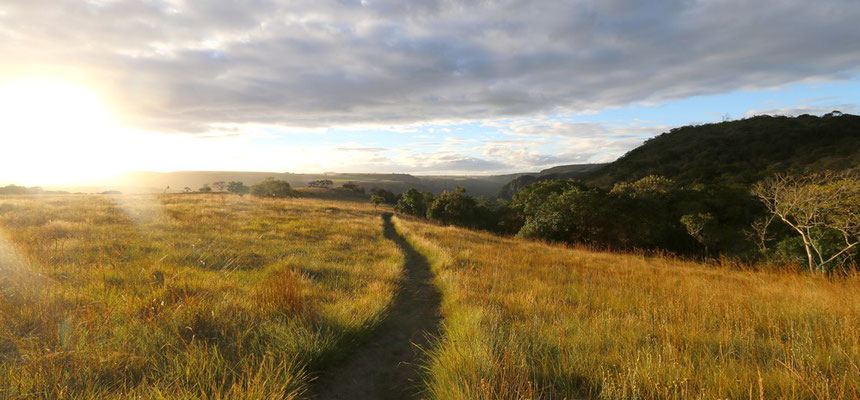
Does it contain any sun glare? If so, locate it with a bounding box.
[0,78,127,185]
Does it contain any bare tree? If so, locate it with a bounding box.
[681,212,714,256]
[752,171,859,272]
[744,214,776,254]
[212,181,227,192]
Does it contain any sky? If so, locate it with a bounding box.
[0,0,859,185]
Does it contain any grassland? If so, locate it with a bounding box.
[1,194,857,399]
[393,216,859,399]
[0,194,402,398]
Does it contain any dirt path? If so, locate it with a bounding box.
[313,213,442,399]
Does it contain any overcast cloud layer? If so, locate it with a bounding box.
[2,0,859,133]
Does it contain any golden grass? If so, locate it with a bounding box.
[0,194,401,398]
[392,216,859,399]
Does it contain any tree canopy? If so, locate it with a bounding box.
[250,178,293,198]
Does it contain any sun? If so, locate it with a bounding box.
[0,78,127,185]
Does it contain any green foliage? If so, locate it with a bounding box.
[226,181,250,195]
[512,178,760,255]
[512,179,584,216]
[427,187,478,227]
[370,188,398,204]
[680,212,715,253]
[395,189,434,217]
[396,187,517,234]
[752,171,859,272]
[518,186,610,244]
[341,182,364,193]
[198,184,212,193]
[610,175,674,198]
[588,113,860,187]
[250,178,293,198]
[370,194,385,208]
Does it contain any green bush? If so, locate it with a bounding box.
[250,178,293,198]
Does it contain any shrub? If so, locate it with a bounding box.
[227,181,250,195]
[341,182,364,193]
[308,179,333,188]
[250,178,293,198]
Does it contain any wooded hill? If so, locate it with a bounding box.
[587,111,859,187]
[500,112,860,197]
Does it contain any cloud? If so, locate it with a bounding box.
[1,0,858,133]
[500,119,610,138]
[478,132,648,171]
[745,104,857,117]
[334,146,387,152]
[405,156,510,174]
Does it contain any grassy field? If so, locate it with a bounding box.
[1,194,857,399]
[393,216,859,399]
[0,194,402,398]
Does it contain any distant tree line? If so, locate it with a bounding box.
[391,172,859,273]
[187,178,368,198]
[0,185,68,195]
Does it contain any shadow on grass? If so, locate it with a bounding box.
[313,213,442,400]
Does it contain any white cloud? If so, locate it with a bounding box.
[0,0,857,133]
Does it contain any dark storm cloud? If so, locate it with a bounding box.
[1,0,858,132]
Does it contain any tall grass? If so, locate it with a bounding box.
[0,195,401,398]
[392,216,859,399]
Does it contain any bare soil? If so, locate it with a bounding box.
[313,213,442,399]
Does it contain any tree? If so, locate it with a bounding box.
[681,212,715,256]
[752,171,859,272]
[342,182,364,193]
[212,181,227,192]
[227,181,250,196]
[427,187,478,226]
[370,194,385,209]
[250,178,293,198]
[308,179,334,188]
[512,179,584,216]
[183,187,192,193]
[395,188,432,217]
[370,188,398,204]
[517,186,613,244]
[745,215,776,254]
[198,184,212,193]
[610,175,674,199]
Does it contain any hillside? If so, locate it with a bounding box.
[497,163,605,198]
[586,112,860,187]
[499,112,860,198]
[393,215,858,399]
